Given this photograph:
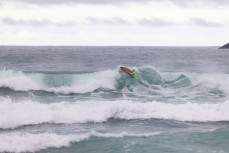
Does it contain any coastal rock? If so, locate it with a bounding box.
[219,43,229,49]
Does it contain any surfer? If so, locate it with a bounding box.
[120,66,137,78]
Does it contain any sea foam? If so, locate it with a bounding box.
[0,131,158,153]
[0,97,229,129]
[0,132,83,153]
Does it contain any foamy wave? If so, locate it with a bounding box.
[0,131,157,153]
[0,132,86,153]
[1,97,229,129]
[0,69,119,93]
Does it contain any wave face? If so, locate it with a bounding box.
[1,97,229,129]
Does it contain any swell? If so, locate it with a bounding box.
[1,97,229,129]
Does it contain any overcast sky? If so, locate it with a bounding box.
[0,0,229,46]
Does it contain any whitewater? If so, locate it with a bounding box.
[0,46,229,153]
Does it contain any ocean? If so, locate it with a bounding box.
[0,46,229,153]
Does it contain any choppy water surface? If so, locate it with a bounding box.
[0,46,229,153]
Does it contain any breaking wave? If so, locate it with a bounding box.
[1,97,229,129]
[1,67,229,95]
[0,69,118,94]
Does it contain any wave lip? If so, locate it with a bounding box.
[1,97,229,129]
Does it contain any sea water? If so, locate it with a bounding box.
[0,46,229,153]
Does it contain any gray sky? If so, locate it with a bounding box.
[5,0,229,6]
[0,0,229,46]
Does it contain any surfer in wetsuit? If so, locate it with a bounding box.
[131,69,136,78]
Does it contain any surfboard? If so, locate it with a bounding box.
[120,66,132,75]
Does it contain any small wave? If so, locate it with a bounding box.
[1,97,229,129]
[0,131,157,153]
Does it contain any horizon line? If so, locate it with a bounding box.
[0,45,220,47]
